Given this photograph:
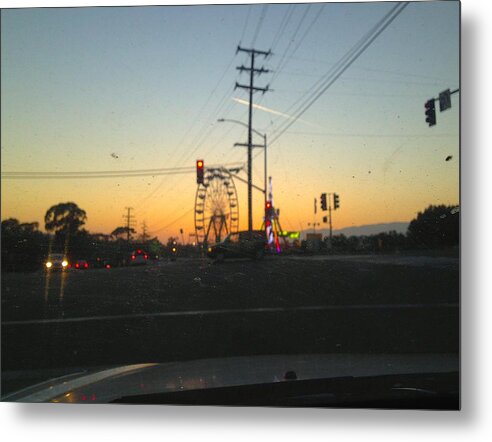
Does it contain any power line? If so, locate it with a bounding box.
[266,6,399,140]
[268,2,409,146]
[254,3,321,113]
[252,2,408,164]
[239,4,252,44]
[287,57,456,83]
[138,7,272,210]
[2,162,243,180]
[134,118,248,216]
[145,60,244,206]
[136,52,239,206]
[251,4,269,46]
[148,207,195,235]
[3,165,194,175]
[266,2,407,137]
[2,170,194,180]
[270,4,295,53]
[268,4,313,86]
[280,131,458,138]
[137,8,262,208]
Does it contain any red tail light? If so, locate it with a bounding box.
[84,263,88,268]
[75,263,79,268]
[137,249,142,254]
[106,264,111,269]
[144,255,148,259]
[131,255,136,260]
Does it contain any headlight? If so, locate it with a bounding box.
[46,262,52,268]
[207,247,212,253]
[62,260,68,267]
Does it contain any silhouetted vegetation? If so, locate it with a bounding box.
[111,226,136,241]
[407,204,459,249]
[1,218,49,271]
[1,203,459,272]
[324,204,459,254]
[328,230,408,254]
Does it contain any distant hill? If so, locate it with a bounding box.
[303,222,409,238]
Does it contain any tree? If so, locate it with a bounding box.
[45,202,87,237]
[407,204,459,248]
[1,218,47,271]
[2,218,39,235]
[111,226,136,240]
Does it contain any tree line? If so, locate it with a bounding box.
[1,202,180,272]
[1,202,459,272]
[319,204,459,254]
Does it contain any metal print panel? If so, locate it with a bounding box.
[1,1,460,409]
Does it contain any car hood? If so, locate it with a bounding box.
[2,353,458,403]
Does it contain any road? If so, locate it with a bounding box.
[1,254,459,396]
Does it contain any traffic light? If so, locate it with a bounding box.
[196,159,204,184]
[265,200,273,217]
[320,193,327,211]
[323,216,328,223]
[425,99,436,127]
[333,193,340,210]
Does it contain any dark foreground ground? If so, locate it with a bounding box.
[1,254,459,396]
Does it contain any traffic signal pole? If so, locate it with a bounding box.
[328,194,333,240]
[424,88,459,127]
[320,192,339,240]
[314,197,317,233]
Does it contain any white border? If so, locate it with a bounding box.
[2,0,491,440]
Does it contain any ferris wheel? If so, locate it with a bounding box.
[194,167,239,245]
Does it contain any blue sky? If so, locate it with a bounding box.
[1,1,460,240]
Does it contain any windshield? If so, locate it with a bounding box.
[1,1,459,408]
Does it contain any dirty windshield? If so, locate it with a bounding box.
[1,1,459,408]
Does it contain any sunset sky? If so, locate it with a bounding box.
[1,1,460,243]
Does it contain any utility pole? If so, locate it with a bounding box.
[235,45,271,237]
[123,207,136,243]
[141,220,148,243]
[263,134,267,208]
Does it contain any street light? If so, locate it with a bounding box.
[217,118,268,207]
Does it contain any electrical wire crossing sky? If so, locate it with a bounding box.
[1,1,459,241]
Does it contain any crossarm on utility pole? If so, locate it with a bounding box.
[235,83,270,93]
[234,143,265,148]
